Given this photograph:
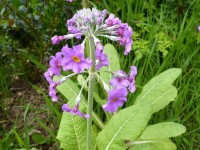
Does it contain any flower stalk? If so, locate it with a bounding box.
[87,36,96,150]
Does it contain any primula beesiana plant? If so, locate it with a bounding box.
[44,1,186,150]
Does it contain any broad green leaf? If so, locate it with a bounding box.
[130,139,176,150]
[135,68,181,113]
[57,112,87,150]
[54,76,104,129]
[137,84,177,113]
[54,76,103,149]
[100,44,120,85]
[55,77,87,150]
[96,104,151,150]
[139,122,186,140]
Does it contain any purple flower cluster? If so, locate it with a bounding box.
[103,66,137,113]
[66,0,73,2]
[44,44,91,102]
[52,8,133,55]
[47,8,135,118]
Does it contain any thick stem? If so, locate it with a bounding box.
[86,37,96,150]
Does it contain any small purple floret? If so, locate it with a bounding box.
[44,69,61,102]
[109,66,137,93]
[110,70,129,88]
[128,66,137,93]
[105,14,121,26]
[103,88,128,113]
[51,35,66,45]
[66,0,73,2]
[49,52,63,76]
[62,104,90,119]
[95,44,109,70]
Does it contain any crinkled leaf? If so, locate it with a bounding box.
[100,43,120,85]
[96,104,151,150]
[135,68,181,113]
[139,122,186,140]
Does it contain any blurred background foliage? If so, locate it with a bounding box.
[0,0,200,149]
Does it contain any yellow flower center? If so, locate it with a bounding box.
[111,97,118,103]
[72,56,81,63]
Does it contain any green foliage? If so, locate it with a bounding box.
[135,68,181,113]
[96,68,185,150]
[57,112,87,150]
[132,32,150,61]
[1,0,199,149]
[130,139,176,150]
[96,105,152,150]
[100,43,120,85]
[55,76,87,149]
[55,76,104,149]
[139,122,186,140]
[155,32,174,57]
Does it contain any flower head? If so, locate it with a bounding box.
[62,44,92,73]
[103,88,128,113]
[52,8,133,55]
[62,104,90,119]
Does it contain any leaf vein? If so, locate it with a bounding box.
[105,112,136,150]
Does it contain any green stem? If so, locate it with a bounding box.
[82,0,89,8]
[87,37,96,150]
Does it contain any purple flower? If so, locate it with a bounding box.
[62,104,90,119]
[96,42,104,51]
[105,14,121,26]
[44,70,53,83]
[128,66,137,93]
[109,66,137,93]
[44,68,61,102]
[49,52,63,76]
[198,26,200,32]
[49,81,60,102]
[95,45,109,70]
[51,35,66,45]
[62,44,92,73]
[118,26,133,55]
[103,88,128,113]
[110,70,130,88]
